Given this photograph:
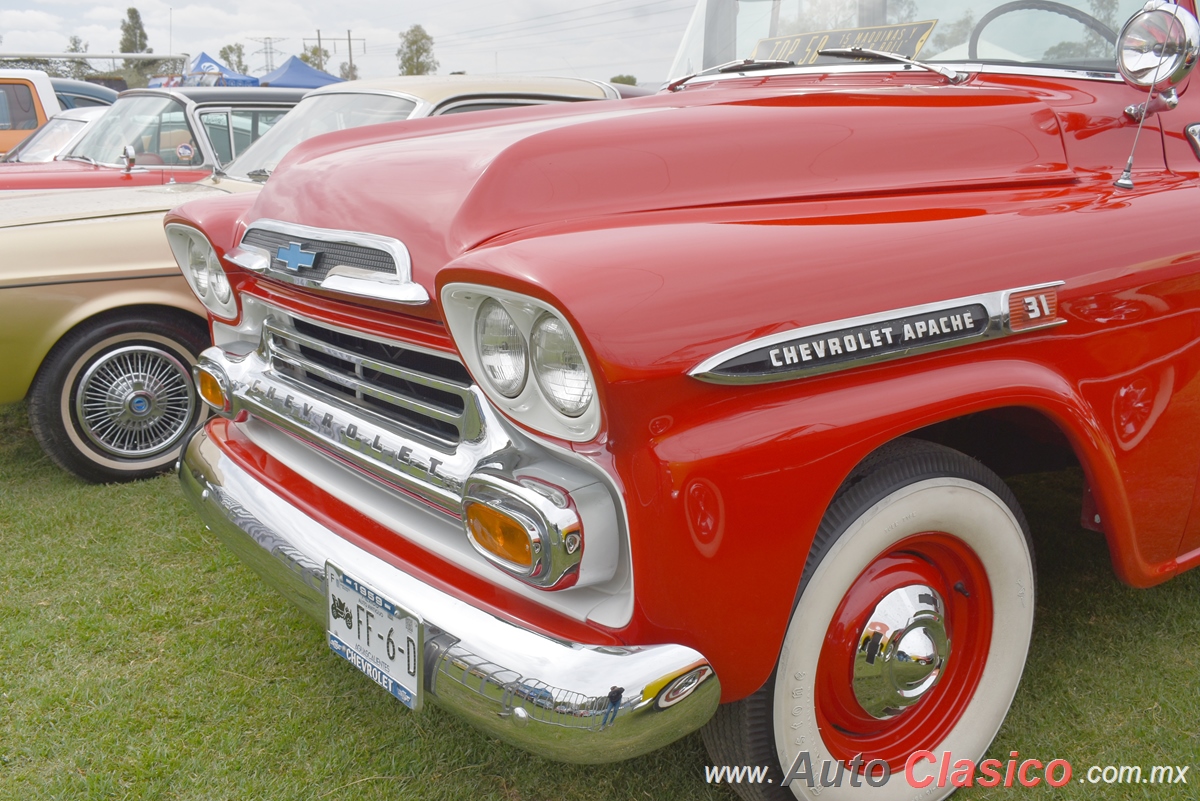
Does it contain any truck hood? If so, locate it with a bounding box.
[0,182,230,229]
[251,82,1073,291]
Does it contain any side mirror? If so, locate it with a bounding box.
[121,145,136,173]
[1118,0,1200,120]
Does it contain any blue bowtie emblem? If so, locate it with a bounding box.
[277,242,317,272]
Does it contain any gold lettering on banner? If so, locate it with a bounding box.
[751,20,938,64]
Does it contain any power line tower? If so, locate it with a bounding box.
[248,37,286,74]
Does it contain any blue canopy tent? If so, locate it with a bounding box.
[259,56,342,89]
[182,52,260,87]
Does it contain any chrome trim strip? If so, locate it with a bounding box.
[261,313,480,444]
[269,346,465,428]
[675,62,1125,89]
[237,218,429,305]
[586,78,623,100]
[691,282,1066,385]
[180,426,717,762]
[1186,122,1200,161]
[265,318,469,395]
[225,247,269,273]
[311,88,426,107]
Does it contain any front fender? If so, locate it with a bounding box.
[606,356,1126,700]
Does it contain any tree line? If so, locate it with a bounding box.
[10,10,639,87]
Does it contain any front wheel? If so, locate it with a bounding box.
[703,440,1035,800]
[28,311,209,483]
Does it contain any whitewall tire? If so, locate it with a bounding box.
[703,440,1035,801]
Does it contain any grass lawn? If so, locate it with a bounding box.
[1,401,1198,799]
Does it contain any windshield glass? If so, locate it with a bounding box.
[224,92,417,181]
[2,116,86,163]
[669,0,1148,82]
[68,95,204,167]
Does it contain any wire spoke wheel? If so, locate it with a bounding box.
[75,345,195,458]
[28,313,209,483]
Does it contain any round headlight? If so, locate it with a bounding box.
[531,313,593,417]
[211,263,232,304]
[188,239,210,297]
[1118,0,1200,91]
[475,299,527,398]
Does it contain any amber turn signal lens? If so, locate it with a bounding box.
[465,502,534,569]
[197,368,228,412]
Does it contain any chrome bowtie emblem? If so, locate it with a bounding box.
[276,242,318,272]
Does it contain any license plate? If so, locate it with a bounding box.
[325,563,423,710]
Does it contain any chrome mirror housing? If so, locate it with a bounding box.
[121,144,136,173]
[1117,1,1200,93]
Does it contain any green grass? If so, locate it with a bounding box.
[1,401,1198,799]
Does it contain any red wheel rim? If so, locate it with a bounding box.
[813,532,993,771]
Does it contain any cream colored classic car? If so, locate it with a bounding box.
[0,75,624,482]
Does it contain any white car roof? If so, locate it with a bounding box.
[51,105,108,122]
[0,69,62,115]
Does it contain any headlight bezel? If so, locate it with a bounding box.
[165,223,239,320]
[1117,0,1200,92]
[442,283,600,442]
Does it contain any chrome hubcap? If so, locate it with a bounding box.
[75,345,196,458]
[852,584,949,719]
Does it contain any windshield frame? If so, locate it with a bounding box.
[64,90,216,169]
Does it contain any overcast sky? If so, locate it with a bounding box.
[0,0,695,85]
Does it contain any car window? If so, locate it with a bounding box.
[202,108,294,166]
[62,93,109,109]
[68,94,205,167]
[0,84,39,131]
[435,101,548,115]
[200,111,234,164]
[231,109,288,155]
[1,116,86,162]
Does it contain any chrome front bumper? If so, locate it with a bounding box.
[180,424,720,763]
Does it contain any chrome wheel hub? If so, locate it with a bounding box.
[75,345,195,458]
[852,584,949,719]
[126,391,154,416]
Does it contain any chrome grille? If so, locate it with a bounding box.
[263,313,480,446]
[242,228,395,283]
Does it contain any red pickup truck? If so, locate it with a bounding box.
[166,2,1200,797]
